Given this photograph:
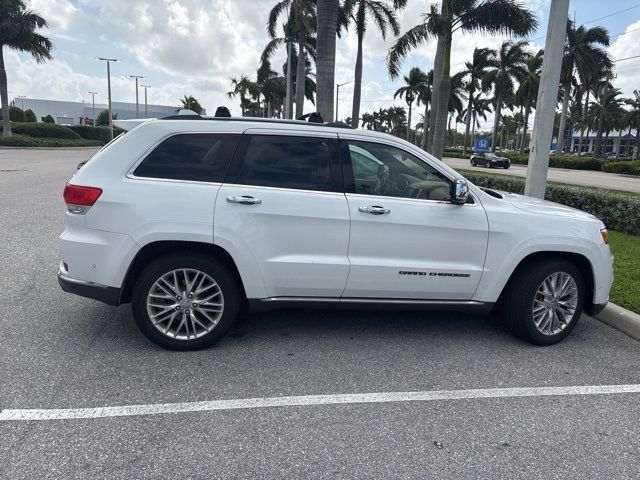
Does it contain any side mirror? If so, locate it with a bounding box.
[451,178,469,205]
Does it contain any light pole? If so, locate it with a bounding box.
[98,57,119,140]
[524,0,569,198]
[140,85,151,118]
[88,91,98,126]
[335,81,354,121]
[129,75,144,118]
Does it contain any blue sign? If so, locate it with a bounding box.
[474,138,491,152]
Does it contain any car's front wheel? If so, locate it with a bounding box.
[502,259,585,345]
[131,253,240,350]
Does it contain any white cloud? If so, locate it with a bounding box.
[28,0,77,31]
[609,20,640,97]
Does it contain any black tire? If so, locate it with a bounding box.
[504,165,510,169]
[471,159,476,166]
[502,259,585,346]
[131,252,241,350]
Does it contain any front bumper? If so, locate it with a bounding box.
[58,270,120,306]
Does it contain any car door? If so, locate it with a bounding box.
[340,136,489,300]
[215,129,351,298]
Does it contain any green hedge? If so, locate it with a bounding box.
[8,122,81,139]
[0,134,102,148]
[68,125,124,143]
[443,150,607,171]
[462,171,640,237]
[602,160,640,176]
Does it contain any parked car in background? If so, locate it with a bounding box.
[470,152,511,169]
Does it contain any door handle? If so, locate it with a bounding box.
[359,205,390,215]
[226,195,262,205]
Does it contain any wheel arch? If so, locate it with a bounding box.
[119,241,247,304]
[498,251,595,309]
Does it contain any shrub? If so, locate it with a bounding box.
[0,133,102,148]
[461,171,640,237]
[602,160,640,176]
[9,106,26,122]
[24,109,37,122]
[10,122,81,139]
[68,125,124,144]
[96,109,117,127]
[442,151,607,171]
[42,115,55,124]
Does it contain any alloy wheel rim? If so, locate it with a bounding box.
[146,268,224,340]
[532,271,578,336]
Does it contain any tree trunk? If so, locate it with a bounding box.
[578,89,590,153]
[491,93,502,152]
[295,28,306,119]
[407,100,412,141]
[635,116,640,160]
[422,104,430,150]
[350,35,364,128]
[594,86,607,156]
[428,34,445,152]
[556,85,570,155]
[627,124,633,157]
[463,92,473,154]
[0,46,11,138]
[516,104,524,151]
[316,0,339,122]
[431,24,451,161]
[520,105,531,154]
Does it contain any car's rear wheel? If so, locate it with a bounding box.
[132,253,240,350]
[502,259,585,345]
[471,159,476,166]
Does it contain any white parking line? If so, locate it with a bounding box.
[2,384,640,422]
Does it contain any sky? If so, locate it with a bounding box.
[6,0,640,129]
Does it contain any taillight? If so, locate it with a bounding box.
[63,183,102,214]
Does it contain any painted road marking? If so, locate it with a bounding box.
[2,384,640,422]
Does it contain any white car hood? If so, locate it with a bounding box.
[499,191,599,221]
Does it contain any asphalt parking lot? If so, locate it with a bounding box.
[1,147,640,479]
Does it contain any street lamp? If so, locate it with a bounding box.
[140,85,151,118]
[97,57,119,140]
[88,91,98,126]
[335,81,354,121]
[128,75,144,118]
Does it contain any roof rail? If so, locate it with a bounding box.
[158,112,355,130]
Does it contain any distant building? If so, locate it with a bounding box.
[567,130,637,155]
[12,97,205,126]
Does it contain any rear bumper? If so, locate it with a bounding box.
[58,271,120,306]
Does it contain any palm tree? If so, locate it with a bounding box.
[387,0,536,159]
[466,96,492,147]
[557,21,611,155]
[1,0,53,137]
[179,95,204,114]
[625,95,640,159]
[482,41,529,152]
[514,49,543,153]
[588,85,624,155]
[227,76,255,116]
[342,0,407,128]
[394,67,428,141]
[268,0,316,119]
[416,69,433,149]
[316,0,340,121]
[456,48,493,154]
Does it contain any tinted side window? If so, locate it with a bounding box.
[235,135,336,192]
[347,140,452,201]
[134,134,239,182]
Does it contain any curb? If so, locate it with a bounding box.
[594,303,640,340]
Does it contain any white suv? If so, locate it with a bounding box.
[59,115,613,350]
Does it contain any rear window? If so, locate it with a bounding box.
[134,134,239,182]
[234,135,336,192]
